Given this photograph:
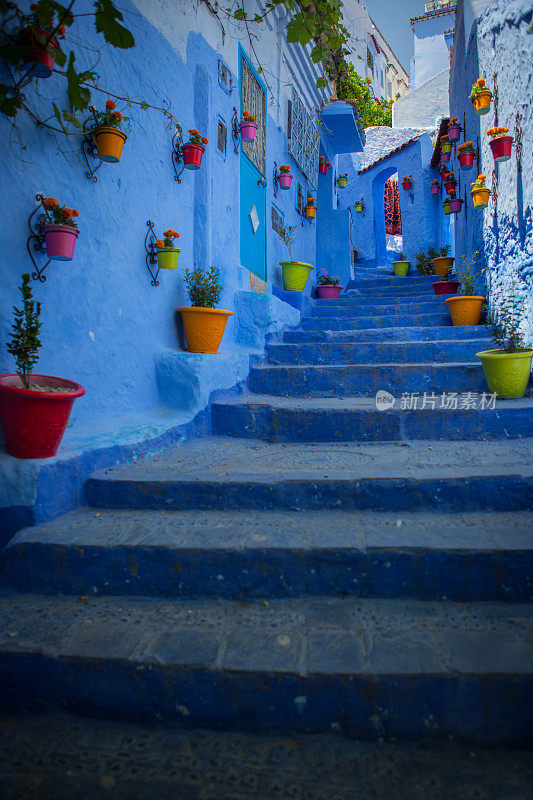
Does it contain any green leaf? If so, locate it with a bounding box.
[0,82,21,117]
[35,1,74,27]
[63,108,82,128]
[316,76,329,88]
[94,0,135,49]
[0,44,32,63]
[54,47,66,67]
[233,8,247,20]
[66,51,91,111]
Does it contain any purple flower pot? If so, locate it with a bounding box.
[450,197,463,213]
[279,173,292,190]
[317,284,342,299]
[432,280,461,296]
[239,121,257,143]
[448,124,462,141]
[441,151,451,163]
[431,185,439,194]
[44,224,79,261]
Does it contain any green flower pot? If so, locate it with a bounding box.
[280,261,314,292]
[441,142,452,154]
[476,349,533,399]
[337,177,347,188]
[392,260,409,276]
[156,247,180,270]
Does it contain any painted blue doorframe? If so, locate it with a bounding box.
[239,48,267,281]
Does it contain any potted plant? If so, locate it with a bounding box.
[439,162,448,181]
[319,156,331,174]
[40,197,79,261]
[178,265,232,354]
[476,283,533,398]
[486,126,513,163]
[415,247,438,276]
[21,5,66,78]
[278,225,313,291]
[443,172,457,195]
[431,179,440,195]
[445,251,485,326]
[443,197,451,215]
[458,141,476,171]
[401,175,412,190]
[432,266,461,296]
[354,199,364,212]
[278,164,292,190]
[0,274,85,458]
[239,110,257,143]
[449,191,463,214]
[316,269,342,299]
[470,174,491,210]
[470,78,492,115]
[155,229,180,270]
[440,134,452,155]
[337,173,348,188]
[304,195,316,219]
[432,245,454,275]
[182,128,209,169]
[92,100,127,162]
[447,117,462,142]
[392,252,410,277]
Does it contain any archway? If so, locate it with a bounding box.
[384,173,403,255]
[372,165,403,265]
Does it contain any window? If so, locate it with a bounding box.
[271,204,284,236]
[387,81,392,98]
[366,47,374,72]
[217,118,227,157]
[296,182,304,213]
[288,88,319,188]
[218,58,232,94]
[241,56,266,176]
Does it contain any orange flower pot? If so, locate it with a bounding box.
[471,188,491,209]
[445,296,485,326]
[472,90,492,115]
[178,307,233,354]
[432,256,455,276]
[94,127,127,162]
[305,206,316,219]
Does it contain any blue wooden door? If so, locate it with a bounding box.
[240,53,267,281]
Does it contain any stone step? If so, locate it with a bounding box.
[3,508,532,601]
[301,313,451,330]
[316,294,447,306]
[0,593,531,744]
[347,276,437,289]
[212,396,533,442]
[247,362,486,396]
[353,287,444,299]
[282,325,487,344]
[311,301,449,317]
[83,438,533,513]
[266,340,492,365]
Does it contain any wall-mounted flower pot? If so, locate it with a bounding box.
[431,185,439,194]
[392,260,410,276]
[178,307,233,354]
[355,202,363,211]
[444,180,456,194]
[319,162,330,174]
[182,143,205,169]
[475,349,533,399]
[450,197,463,213]
[316,284,342,299]
[447,124,462,141]
[94,127,127,162]
[459,150,475,170]
[445,296,485,326]
[305,205,316,219]
[156,247,180,270]
[23,29,59,78]
[0,374,85,459]
[432,280,461,296]
[489,135,513,163]
[471,188,490,209]
[432,256,455,275]
[443,201,451,215]
[441,151,451,163]
[239,121,257,143]
[279,173,292,190]
[402,181,411,191]
[337,177,347,188]
[472,90,492,115]
[441,142,452,154]
[353,249,357,260]
[43,224,79,261]
[280,261,313,292]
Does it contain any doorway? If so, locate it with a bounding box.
[385,173,403,254]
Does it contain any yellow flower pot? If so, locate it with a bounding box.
[305,205,316,219]
[94,127,127,162]
[445,296,485,326]
[471,188,491,209]
[156,247,180,270]
[476,349,533,399]
[432,256,455,276]
[472,90,492,115]
[178,307,233,354]
[280,261,314,292]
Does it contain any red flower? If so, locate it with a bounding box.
[57,24,65,38]
[201,136,209,144]
[106,100,117,111]
[114,111,123,121]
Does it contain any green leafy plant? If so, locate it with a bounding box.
[456,251,479,296]
[337,63,396,128]
[6,273,42,389]
[184,265,222,309]
[317,268,340,285]
[486,282,530,353]
[279,224,297,261]
[93,98,126,129]
[415,246,438,276]
[396,252,407,261]
[438,245,451,257]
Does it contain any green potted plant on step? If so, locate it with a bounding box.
[476,282,533,398]
[432,244,454,276]
[415,247,438,276]
[392,252,410,277]
[432,265,461,296]
[0,274,85,459]
[445,252,485,326]
[279,225,314,292]
[178,265,232,354]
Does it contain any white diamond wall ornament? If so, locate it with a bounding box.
[249,205,260,234]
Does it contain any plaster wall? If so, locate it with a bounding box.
[393,69,450,131]
[412,11,455,88]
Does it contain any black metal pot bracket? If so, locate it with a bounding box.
[515,112,523,171]
[273,161,279,197]
[491,168,498,215]
[81,107,103,183]
[493,72,499,127]
[27,194,51,282]
[355,199,366,216]
[171,126,185,183]
[231,107,240,154]
[145,220,160,286]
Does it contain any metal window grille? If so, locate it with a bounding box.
[217,119,227,156]
[271,204,284,236]
[288,88,319,188]
[218,58,232,94]
[367,47,374,72]
[296,182,304,212]
[241,56,266,176]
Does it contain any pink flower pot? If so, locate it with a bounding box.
[459,150,475,170]
[182,143,205,169]
[239,121,257,143]
[447,124,462,141]
[402,181,411,190]
[450,197,463,213]
[319,162,329,174]
[23,28,59,78]
[444,180,456,194]
[441,151,451,163]
[317,285,342,299]
[431,185,439,194]
[44,224,79,261]
[489,135,513,163]
[279,173,292,190]
[432,280,461,296]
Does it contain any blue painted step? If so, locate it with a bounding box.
[311,301,449,317]
[211,397,533,442]
[84,438,533,513]
[316,295,448,307]
[247,362,486,396]
[301,313,452,330]
[1,593,531,744]
[266,340,491,365]
[282,325,487,344]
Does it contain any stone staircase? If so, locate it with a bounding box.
[1,273,532,746]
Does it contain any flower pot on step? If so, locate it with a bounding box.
[94,127,127,162]
[316,285,342,299]
[471,188,490,209]
[432,280,461,296]
[432,256,455,276]
[280,261,314,292]
[181,143,205,169]
[445,295,485,326]
[156,247,180,270]
[43,224,79,261]
[0,374,85,459]
[178,307,233,354]
[278,173,292,190]
[472,90,492,115]
[489,135,513,163]
[475,349,533,399]
[392,260,409,276]
[239,121,257,142]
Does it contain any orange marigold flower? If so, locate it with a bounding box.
[106,100,116,111]
[62,208,73,218]
[72,209,79,217]
[43,197,59,210]
[57,24,65,38]
[156,239,165,248]
[477,78,485,86]
[114,111,123,121]
[479,174,486,180]
[201,136,209,144]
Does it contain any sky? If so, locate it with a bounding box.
[364,0,426,74]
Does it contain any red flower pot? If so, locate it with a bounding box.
[44,224,79,261]
[279,173,292,190]
[431,185,439,194]
[239,121,257,142]
[441,151,451,163]
[450,197,463,213]
[317,285,342,299]
[489,135,513,163]
[447,124,462,141]
[444,180,456,194]
[432,280,461,296]
[402,181,411,190]
[182,143,205,170]
[23,28,59,78]
[459,150,475,170]
[319,162,329,174]
[0,374,85,459]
